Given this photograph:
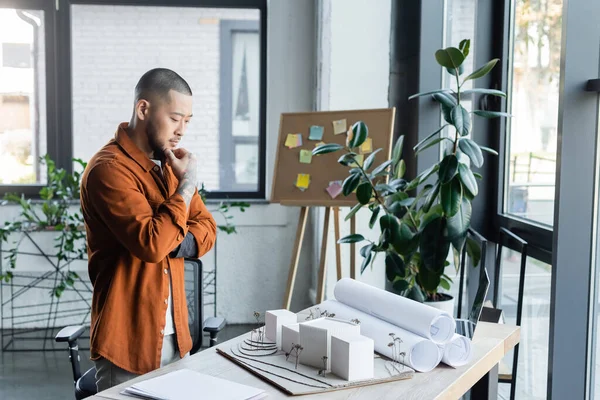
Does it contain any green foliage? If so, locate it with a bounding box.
[1,157,250,298]
[313,38,509,301]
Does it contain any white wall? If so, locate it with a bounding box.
[0,0,316,327]
[312,0,392,302]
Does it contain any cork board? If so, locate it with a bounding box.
[270,108,396,206]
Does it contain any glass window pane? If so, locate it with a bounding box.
[497,253,551,399]
[233,143,258,185]
[231,32,259,137]
[70,5,261,192]
[0,8,47,185]
[504,0,563,226]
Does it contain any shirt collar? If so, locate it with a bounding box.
[114,122,156,173]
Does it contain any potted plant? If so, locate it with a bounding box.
[313,39,508,311]
[0,155,250,298]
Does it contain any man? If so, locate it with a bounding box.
[80,68,217,391]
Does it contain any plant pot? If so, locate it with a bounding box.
[424,293,455,315]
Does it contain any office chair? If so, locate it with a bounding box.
[55,258,226,400]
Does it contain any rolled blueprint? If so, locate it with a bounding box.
[437,334,472,368]
[333,278,456,345]
[320,299,442,373]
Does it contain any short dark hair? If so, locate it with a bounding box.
[134,68,192,104]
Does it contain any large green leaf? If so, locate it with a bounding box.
[369,206,381,229]
[435,47,465,70]
[338,153,358,166]
[360,251,373,274]
[466,236,482,267]
[342,173,361,196]
[338,234,365,244]
[395,159,406,179]
[392,135,404,164]
[312,143,344,155]
[423,182,440,213]
[438,154,459,184]
[372,160,393,176]
[406,163,440,191]
[363,148,383,170]
[447,197,472,249]
[420,215,451,273]
[385,252,406,281]
[473,110,512,119]
[420,204,443,229]
[463,58,499,82]
[434,92,457,124]
[393,223,419,256]
[356,182,373,205]
[349,121,368,148]
[459,39,470,57]
[393,279,410,293]
[416,137,453,156]
[441,178,463,217]
[413,124,449,151]
[461,88,506,98]
[408,89,452,101]
[344,203,363,221]
[451,105,471,136]
[458,138,484,168]
[479,146,499,156]
[458,163,478,197]
[379,215,401,240]
[432,92,457,109]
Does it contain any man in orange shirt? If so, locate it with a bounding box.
[80,68,217,391]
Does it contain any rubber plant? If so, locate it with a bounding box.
[313,39,509,302]
[0,155,249,298]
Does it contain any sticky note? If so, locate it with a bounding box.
[326,181,343,199]
[299,149,313,164]
[332,119,347,135]
[351,154,364,167]
[309,125,324,141]
[285,133,302,148]
[360,137,373,154]
[296,174,310,191]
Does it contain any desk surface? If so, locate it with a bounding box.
[91,313,520,400]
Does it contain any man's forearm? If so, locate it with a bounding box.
[177,174,197,207]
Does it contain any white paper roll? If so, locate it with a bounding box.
[333,278,456,345]
[320,300,442,373]
[437,334,471,368]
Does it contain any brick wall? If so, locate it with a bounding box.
[71,5,259,190]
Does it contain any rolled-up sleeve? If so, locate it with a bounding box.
[85,162,189,263]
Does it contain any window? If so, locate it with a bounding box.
[69,3,265,198]
[503,0,562,227]
[0,6,49,186]
[0,0,266,200]
[219,21,260,192]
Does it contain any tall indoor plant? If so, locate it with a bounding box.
[313,39,509,307]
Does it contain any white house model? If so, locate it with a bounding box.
[331,333,374,381]
[298,317,360,370]
[265,309,297,348]
[281,323,300,355]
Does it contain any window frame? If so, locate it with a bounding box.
[0,0,58,197]
[0,0,268,201]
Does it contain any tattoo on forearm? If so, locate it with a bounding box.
[177,176,196,206]
[177,155,198,207]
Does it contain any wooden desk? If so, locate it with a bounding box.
[90,318,519,400]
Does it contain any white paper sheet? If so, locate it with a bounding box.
[333,278,456,345]
[120,369,267,400]
[437,333,472,368]
[320,300,442,373]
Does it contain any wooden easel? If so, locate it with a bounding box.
[282,205,357,310]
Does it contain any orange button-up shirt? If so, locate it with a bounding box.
[80,123,216,374]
